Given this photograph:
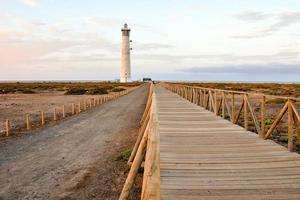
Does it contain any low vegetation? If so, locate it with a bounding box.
[0,81,142,95]
[113,148,132,162]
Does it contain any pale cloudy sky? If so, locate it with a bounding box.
[1,0,300,82]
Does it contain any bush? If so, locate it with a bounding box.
[86,88,108,95]
[18,89,36,94]
[65,88,87,95]
[111,87,126,92]
[113,148,132,161]
[266,98,286,104]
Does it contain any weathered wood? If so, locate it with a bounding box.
[209,90,215,112]
[233,100,244,124]
[62,105,65,118]
[231,93,235,123]
[84,100,87,110]
[244,95,248,130]
[222,92,225,118]
[89,99,92,108]
[141,94,160,199]
[290,101,300,142]
[72,103,75,115]
[217,97,222,115]
[288,99,294,152]
[264,101,288,139]
[167,83,300,101]
[290,100,300,123]
[261,96,266,138]
[156,86,300,200]
[78,102,81,113]
[199,89,202,106]
[245,95,261,135]
[214,91,218,115]
[41,111,45,125]
[224,96,232,120]
[25,113,31,130]
[119,124,149,200]
[5,119,10,136]
[53,108,57,121]
[128,110,150,164]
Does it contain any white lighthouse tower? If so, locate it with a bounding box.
[120,23,131,83]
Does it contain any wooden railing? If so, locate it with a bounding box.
[120,83,160,200]
[0,87,139,137]
[163,83,300,152]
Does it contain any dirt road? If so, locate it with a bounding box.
[0,85,148,200]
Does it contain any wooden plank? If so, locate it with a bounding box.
[150,86,300,200]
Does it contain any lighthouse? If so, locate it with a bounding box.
[120,23,131,82]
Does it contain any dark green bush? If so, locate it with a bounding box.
[65,88,87,95]
[266,98,286,104]
[111,87,126,92]
[113,148,132,161]
[86,88,108,95]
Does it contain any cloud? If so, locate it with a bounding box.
[234,11,270,22]
[233,11,300,39]
[181,63,300,74]
[20,0,39,7]
[134,51,299,63]
[83,16,122,28]
[134,43,175,51]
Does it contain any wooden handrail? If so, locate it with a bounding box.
[167,83,300,101]
[120,82,160,200]
[163,83,300,152]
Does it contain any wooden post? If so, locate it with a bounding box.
[84,100,87,110]
[260,96,266,138]
[199,89,202,106]
[203,90,206,107]
[244,94,248,130]
[53,108,57,121]
[214,91,218,115]
[78,102,81,113]
[5,119,10,136]
[72,103,75,115]
[26,113,31,130]
[41,111,45,125]
[222,92,225,118]
[94,98,96,106]
[89,99,92,108]
[196,89,199,105]
[208,90,212,111]
[288,99,294,152]
[62,105,65,118]
[231,93,235,123]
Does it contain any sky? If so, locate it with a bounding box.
[0,0,300,82]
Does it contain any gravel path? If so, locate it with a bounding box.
[0,85,147,200]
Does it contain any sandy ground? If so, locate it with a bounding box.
[0,85,147,200]
[0,91,127,132]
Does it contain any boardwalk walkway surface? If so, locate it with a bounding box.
[155,86,300,200]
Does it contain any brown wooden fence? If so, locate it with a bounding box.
[119,83,160,200]
[0,87,139,137]
[163,83,300,152]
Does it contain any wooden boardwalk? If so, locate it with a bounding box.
[155,86,300,200]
